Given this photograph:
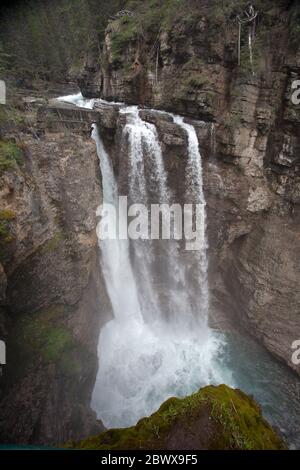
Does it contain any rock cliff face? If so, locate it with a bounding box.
[0,96,111,444]
[78,0,300,374]
[0,0,300,448]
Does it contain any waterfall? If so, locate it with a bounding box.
[90,124,142,321]
[119,106,168,323]
[92,109,225,428]
[57,92,96,109]
[121,106,169,202]
[172,116,209,321]
[57,93,227,428]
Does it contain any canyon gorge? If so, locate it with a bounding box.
[0,0,299,450]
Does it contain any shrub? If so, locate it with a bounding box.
[185,75,208,88]
[0,140,23,174]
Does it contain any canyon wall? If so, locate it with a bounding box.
[0,0,300,446]
[78,0,300,372]
[0,97,112,444]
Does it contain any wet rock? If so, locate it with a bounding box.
[93,101,119,129]
[0,105,112,445]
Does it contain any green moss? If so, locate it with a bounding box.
[4,304,81,390]
[66,384,285,450]
[14,308,73,364]
[205,387,265,449]
[0,139,23,174]
[40,232,65,254]
[6,304,92,388]
[0,209,16,221]
[41,327,73,362]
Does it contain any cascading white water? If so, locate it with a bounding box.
[172,116,209,320]
[92,107,228,427]
[57,93,230,428]
[57,93,96,109]
[91,124,142,322]
[121,106,169,202]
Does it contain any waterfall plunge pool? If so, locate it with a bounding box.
[93,321,300,449]
[214,329,300,450]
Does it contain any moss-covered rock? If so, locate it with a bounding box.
[66,384,285,450]
[0,139,23,174]
[9,305,88,378]
[39,232,66,255]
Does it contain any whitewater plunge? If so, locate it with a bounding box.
[90,104,228,427]
[58,94,229,426]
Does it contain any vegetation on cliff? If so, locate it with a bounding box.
[3,304,94,395]
[66,384,285,450]
[1,0,298,84]
[0,0,299,449]
[0,140,23,174]
[0,0,124,81]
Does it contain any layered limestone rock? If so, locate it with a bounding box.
[0,0,299,447]
[0,95,111,445]
[78,0,300,374]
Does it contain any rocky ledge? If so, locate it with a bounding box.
[66,384,285,450]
